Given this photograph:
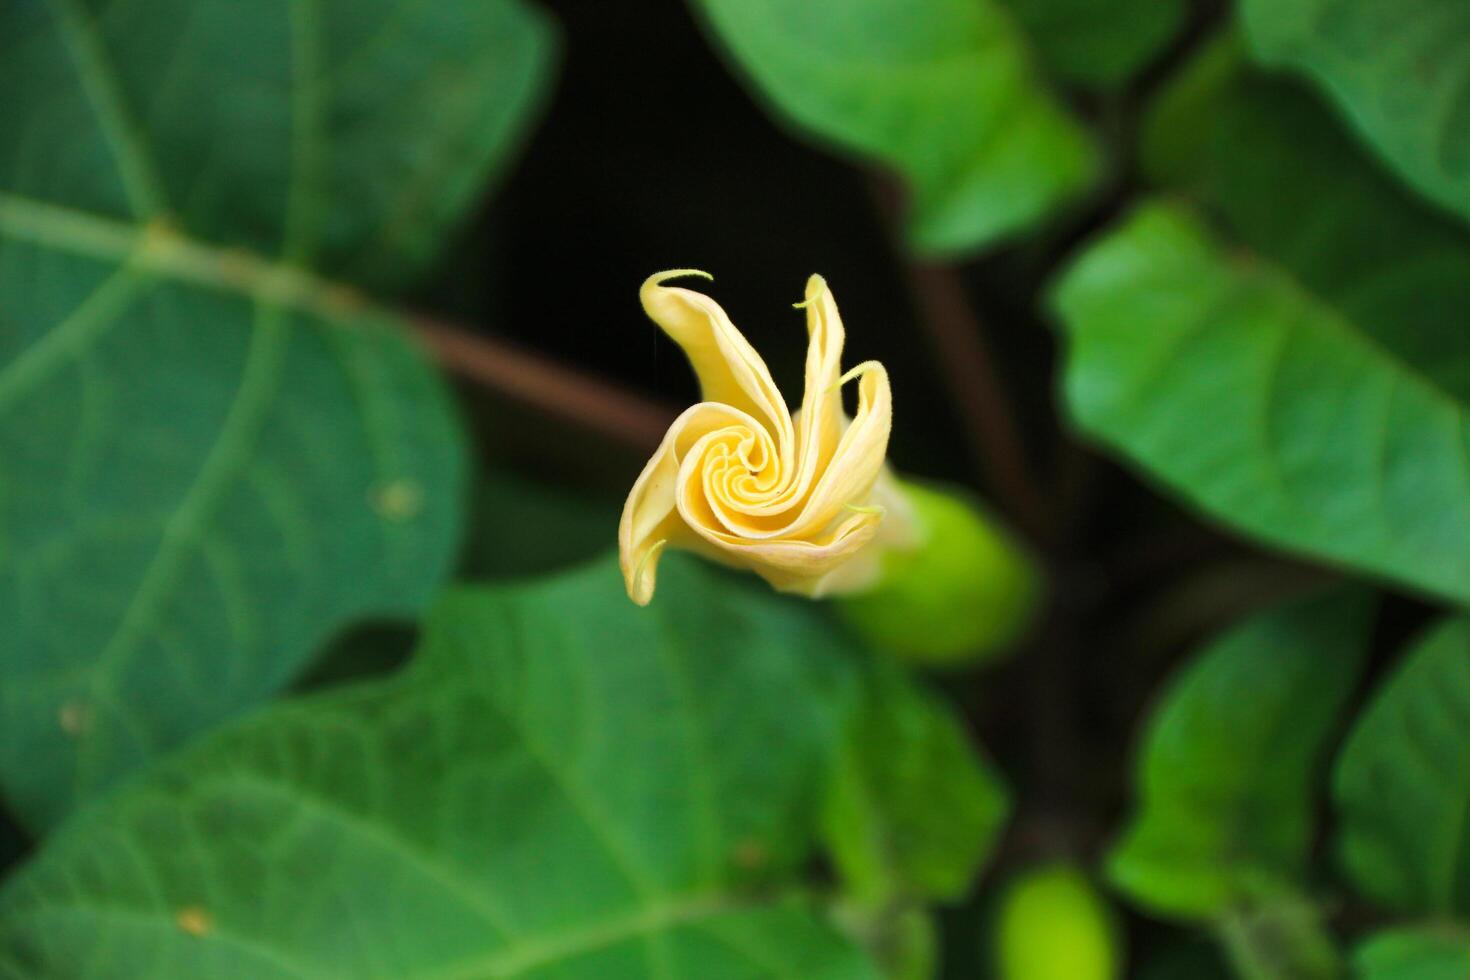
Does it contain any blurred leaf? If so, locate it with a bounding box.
[691,0,1098,254]
[1054,200,1470,604]
[0,555,879,978]
[1355,927,1470,980]
[1053,38,1470,604]
[1217,894,1343,980]
[1144,31,1470,348]
[1334,618,1470,917]
[0,1,555,829]
[1,0,557,291]
[998,0,1186,87]
[831,903,936,980]
[1107,590,1372,920]
[821,657,1009,906]
[462,471,618,581]
[1241,0,1470,228]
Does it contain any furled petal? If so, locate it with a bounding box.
[640,271,793,453]
[620,401,760,605]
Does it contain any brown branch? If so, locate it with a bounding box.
[411,316,676,454]
[868,178,1051,542]
[902,261,1050,540]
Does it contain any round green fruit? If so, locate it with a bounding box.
[835,480,1038,667]
[995,863,1122,980]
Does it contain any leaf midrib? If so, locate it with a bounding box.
[0,193,378,327]
[7,889,745,980]
[7,904,315,979]
[433,895,737,979]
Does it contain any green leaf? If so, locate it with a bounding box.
[1053,38,1470,603]
[1355,927,1470,980]
[691,0,1099,254]
[0,555,879,978]
[998,0,1186,87]
[1054,199,1470,603]
[830,904,937,980]
[0,2,555,829]
[1216,894,1344,980]
[1241,0,1470,228]
[822,657,1009,906]
[1334,618,1470,917]
[1107,590,1372,920]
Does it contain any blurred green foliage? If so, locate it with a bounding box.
[822,656,1009,907]
[1055,32,1470,606]
[692,0,1099,253]
[1242,0,1470,227]
[1107,590,1371,920]
[1354,927,1470,980]
[0,556,881,975]
[1000,0,1185,86]
[1335,619,1470,918]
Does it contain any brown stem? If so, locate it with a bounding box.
[901,261,1050,540]
[411,316,676,454]
[868,178,1051,542]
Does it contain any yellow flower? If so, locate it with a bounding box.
[620,270,914,605]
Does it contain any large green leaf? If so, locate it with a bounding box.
[1241,0,1470,228]
[1107,590,1371,920]
[998,0,1186,87]
[1355,928,1470,980]
[1334,618,1470,917]
[0,1,555,829]
[691,0,1098,254]
[1053,37,1470,603]
[0,555,879,978]
[1055,199,1470,604]
[821,657,1009,906]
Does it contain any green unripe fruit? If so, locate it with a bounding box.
[836,481,1038,667]
[995,863,1123,980]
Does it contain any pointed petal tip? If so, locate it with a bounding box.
[642,269,714,293]
[792,274,830,310]
[623,537,667,606]
[640,270,717,321]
